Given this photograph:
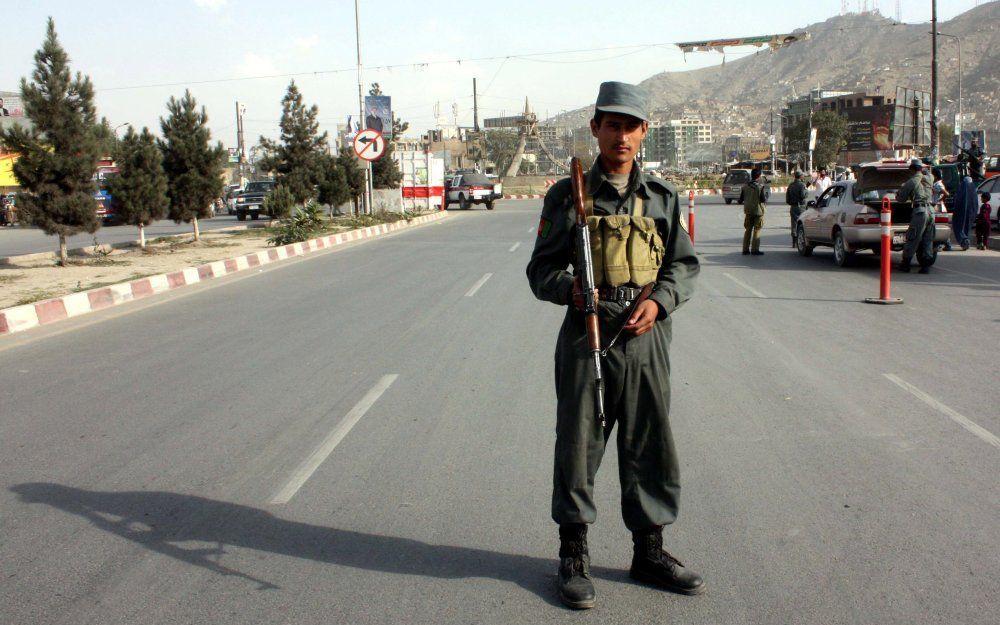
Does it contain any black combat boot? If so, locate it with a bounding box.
[556,524,595,609]
[629,527,706,595]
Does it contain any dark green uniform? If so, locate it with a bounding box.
[742,179,768,254]
[526,163,699,532]
[896,170,935,269]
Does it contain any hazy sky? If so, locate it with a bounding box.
[1,0,983,149]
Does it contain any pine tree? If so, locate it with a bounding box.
[258,81,328,205]
[107,127,168,248]
[263,184,294,222]
[159,90,225,241]
[0,18,105,265]
[372,142,402,189]
[317,153,352,213]
[337,147,366,215]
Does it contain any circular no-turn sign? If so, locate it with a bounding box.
[353,129,386,161]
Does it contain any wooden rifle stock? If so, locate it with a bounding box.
[570,157,606,428]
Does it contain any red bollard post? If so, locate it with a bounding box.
[865,196,903,305]
[687,190,695,243]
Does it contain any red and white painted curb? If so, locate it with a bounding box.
[0,212,449,337]
[503,187,788,201]
[503,193,546,200]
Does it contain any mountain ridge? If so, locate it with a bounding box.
[547,2,1000,143]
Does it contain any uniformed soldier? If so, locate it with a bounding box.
[742,168,769,255]
[526,81,703,610]
[785,170,808,248]
[896,158,935,274]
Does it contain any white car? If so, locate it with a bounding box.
[795,161,951,267]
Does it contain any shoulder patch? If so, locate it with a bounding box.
[537,217,553,239]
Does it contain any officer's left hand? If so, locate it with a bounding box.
[623,300,659,337]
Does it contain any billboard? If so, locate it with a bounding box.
[891,87,931,147]
[845,105,893,151]
[484,115,525,129]
[1,152,20,187]
[0,95,24,118]
[227,148,240,164]
[363,95,391,139]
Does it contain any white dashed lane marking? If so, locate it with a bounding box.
[884,373,1000,450]
[722,272,768,299]
[270,374,399,504]
[509,242,521,252]
[465,273,493,297]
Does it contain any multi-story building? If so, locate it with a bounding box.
[643,122,675,165]
[643,115,712,167]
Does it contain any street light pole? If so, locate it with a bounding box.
[808,90,814,175]
[770,108,776,174]
[930,0,938,156]
[938,31,961,152]
[355,0,372,215]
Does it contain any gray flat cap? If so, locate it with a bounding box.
[909,158,923,169]
[595,81,649,122]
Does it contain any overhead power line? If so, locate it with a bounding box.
[98,32,813,93]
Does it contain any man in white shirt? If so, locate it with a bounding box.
[813,168,831,194]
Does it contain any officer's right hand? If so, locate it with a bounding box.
[571,275,598,311]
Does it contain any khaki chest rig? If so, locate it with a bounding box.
[583,194,665,288]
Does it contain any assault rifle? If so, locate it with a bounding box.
[570,157,606,429]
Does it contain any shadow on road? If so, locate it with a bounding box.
[10,482,617,606]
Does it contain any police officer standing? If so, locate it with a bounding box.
[527,81,702,610]
[742,169,769,255]
[896,158,935,273]
[785,170,807,248]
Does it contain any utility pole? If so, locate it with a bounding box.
[930,0,938,156]
[235,101,246,185]
[473,78,480,132]
[472,78,481,170]
[355,0,372,214]
[937,32,961,152]
[808,90,814,174]
[770,108,776,174]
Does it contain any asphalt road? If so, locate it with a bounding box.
[1,197,998,624]
[0,214,248,258]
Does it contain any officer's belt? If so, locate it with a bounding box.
[598,285,647,306]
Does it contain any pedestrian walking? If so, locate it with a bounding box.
[526,80,703,610]
[742,168,768,255]
[785,170,807,247]
[896,159,935,273]
[975,192,992,249]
